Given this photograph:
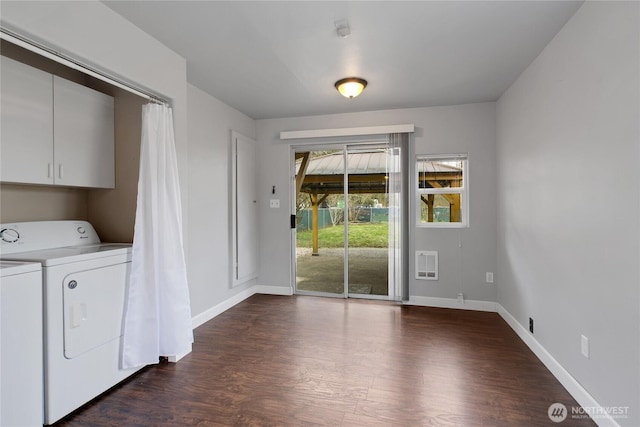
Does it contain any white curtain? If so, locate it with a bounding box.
[388,133,409,301]
[122,103,193,369]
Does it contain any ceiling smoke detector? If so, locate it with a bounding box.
[334,19,351,38]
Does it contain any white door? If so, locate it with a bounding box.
[232,131,258,285]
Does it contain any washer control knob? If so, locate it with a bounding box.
[77,226,86,235]
[0,228,20,243]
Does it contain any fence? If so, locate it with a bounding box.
[296,207,389,231]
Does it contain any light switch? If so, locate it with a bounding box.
[581,335,589,358]
[269,199,280,208]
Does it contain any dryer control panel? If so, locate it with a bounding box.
[0,228,20,243]
[0,221,100,255]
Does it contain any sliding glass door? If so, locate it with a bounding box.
[346,146,389,298]
[293,140,404,299]
[293,149,345,295]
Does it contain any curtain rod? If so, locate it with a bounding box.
[0,27,168,105]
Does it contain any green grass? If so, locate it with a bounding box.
[296,223,388,248]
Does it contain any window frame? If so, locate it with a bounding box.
[415,153,469,228]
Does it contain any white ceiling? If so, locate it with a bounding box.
[103,1,582,120]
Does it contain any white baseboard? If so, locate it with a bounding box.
[191,286,257,329]
[253,285,293,296]
[497,304,619,427]
[408,295,498,312]
[191,285,293,329]
[166,350,190,363]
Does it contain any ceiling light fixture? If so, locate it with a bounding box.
[335,77,367,99]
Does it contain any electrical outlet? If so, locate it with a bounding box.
[486,272,494,283]
[529,317,534,334]
[581,335,590,358]
[269,199,280,208]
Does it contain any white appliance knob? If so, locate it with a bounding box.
[0,228,20,243]
[77,226,86,235]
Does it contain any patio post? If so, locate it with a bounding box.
[311,193,319,256]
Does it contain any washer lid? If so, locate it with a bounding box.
[1,243,132,266]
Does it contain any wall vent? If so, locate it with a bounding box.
[416,251,438,280]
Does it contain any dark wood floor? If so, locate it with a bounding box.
[54,295,594,426]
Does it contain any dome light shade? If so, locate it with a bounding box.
[335,77,367,99]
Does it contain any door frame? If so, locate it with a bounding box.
[290,140,406,300]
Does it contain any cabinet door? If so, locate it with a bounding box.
[0,56,54,184]
[53,76,115,188]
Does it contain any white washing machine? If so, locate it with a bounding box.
[0,221,141,425]
[1,260,43,427]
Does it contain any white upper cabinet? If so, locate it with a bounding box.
[1,56,54,185]
[53,76,114,188]
[0,56,115,188]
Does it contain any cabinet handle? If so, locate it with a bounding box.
[58,164,64,179]
[48,163,52,178]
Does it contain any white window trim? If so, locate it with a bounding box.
[416,154,469,228]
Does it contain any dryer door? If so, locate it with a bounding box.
[62,262,130,359]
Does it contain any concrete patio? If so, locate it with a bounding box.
[295,247,388,296]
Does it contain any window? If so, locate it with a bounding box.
[416,154,468,227]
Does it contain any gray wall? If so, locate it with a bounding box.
[255,102,497,303]
[186,83,257,317]
[496,2,639,424]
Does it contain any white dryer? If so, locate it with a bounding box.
[0,221,141,425]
